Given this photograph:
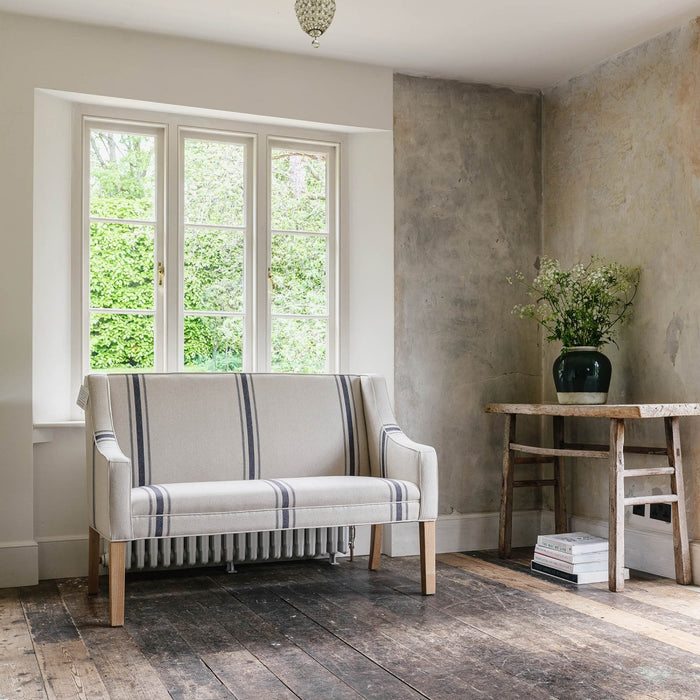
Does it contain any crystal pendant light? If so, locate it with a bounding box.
[294,0,336,48]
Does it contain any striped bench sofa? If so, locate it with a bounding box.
[83,372,438,626]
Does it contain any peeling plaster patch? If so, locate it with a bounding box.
[665,314,684,366]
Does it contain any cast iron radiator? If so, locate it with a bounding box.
[119,526,350,571]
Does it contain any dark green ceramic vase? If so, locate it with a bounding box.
[552,346,612,404]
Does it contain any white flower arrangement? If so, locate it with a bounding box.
[509,256,640,349]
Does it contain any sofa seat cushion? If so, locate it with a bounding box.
[130,476,420,540]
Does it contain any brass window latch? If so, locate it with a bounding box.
[158,261,165,286]
[267,266,276,291]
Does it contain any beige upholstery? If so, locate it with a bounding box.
[83,372,438,625]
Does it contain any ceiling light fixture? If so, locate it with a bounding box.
[294,0,336,49]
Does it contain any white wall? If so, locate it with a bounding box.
[33,91,74,423]
[346,132,395,398]
[0,11,394,585]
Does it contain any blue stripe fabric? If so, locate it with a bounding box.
[267,479,295,529]
[239,374,260,480]
[335,377,349,474]
[131,374,146,487]
[234,376,247,479]
[249,378,262,476]
[339,376,357,476]
[125,376,136,486]
[94,430,115,442]
[380,424,401,478]
[145,485,167,537]
[91,442,96,527]
[388,479,405,521]
[124,374,151,486]
[142,376,152,485]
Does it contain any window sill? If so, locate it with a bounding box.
[33,421,85,444]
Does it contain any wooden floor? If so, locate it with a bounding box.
[2,550,699,699]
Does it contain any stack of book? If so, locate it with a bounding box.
[531,531,629,584]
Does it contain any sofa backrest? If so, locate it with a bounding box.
[88,373,370,486]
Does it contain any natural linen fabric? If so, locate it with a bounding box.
[130,475,420,539]
[84,372,437,542]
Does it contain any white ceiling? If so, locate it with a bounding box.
[2,0,700,89]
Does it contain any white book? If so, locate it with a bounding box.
[537,531,608,555]
[534,544,607,564]
[531,560,629,585]
[533,552,607,574]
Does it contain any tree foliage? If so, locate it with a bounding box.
[89,131,329,373]
[89,132,155,369]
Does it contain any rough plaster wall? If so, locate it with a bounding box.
[394,74,542,516]
[543,20,700,536]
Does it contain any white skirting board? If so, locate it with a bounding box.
[385,510,699,585]
[36,535,89,580]
[0,541,39,587]
[566,514,699,582]
[5,511,698,584]
[382,509,544,557]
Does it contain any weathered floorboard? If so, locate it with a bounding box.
[120,576,235,699]
[412,557,697,699]
[0,588,46,700]
[367,558,659,699]
[266,563,558,698]
[438,551,700,698]
[3,553,699,700]
[20,582,110,700]
[136,575,299,700]
[56,578,171,700]
[177,575,363,700]
[223,581,425,699]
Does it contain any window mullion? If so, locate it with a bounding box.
[256,136,270,372]
[165,123,181,371]
[243,135,257,373]
[327,145,339,372]
[153,126,167,372]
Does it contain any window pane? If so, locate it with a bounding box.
[184,139,245,227]
[270,234,327,315]
[271,318,327,373]
[90,313,154,371]
[89,131,155,220]
[184,228,244,313]
[184,316,243,372]
[271,149,327,233]
[89,223,155,310]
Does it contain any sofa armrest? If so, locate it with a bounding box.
[360,375,438,521]
[89,439,134,541]
[83,374,134,542]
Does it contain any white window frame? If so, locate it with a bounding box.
[178,127,256,372]
[266,137,339,372]
[78,106,344,380]
[81,117,167,374]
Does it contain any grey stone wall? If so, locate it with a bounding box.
[393,74,542,516]
[542,21,700,534]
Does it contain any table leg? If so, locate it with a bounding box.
[552,416,568,533]
[499,413,516,558]
[609,418,626,591]
[664,417,692,584]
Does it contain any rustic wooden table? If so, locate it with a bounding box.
[484,402,699,591]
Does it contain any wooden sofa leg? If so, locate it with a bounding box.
[109,541,126,627]
[419,521,436,595]
[88,527,100,595]
[368,524,382,570]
